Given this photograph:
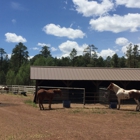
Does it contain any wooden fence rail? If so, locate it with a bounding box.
[0,85,35,94]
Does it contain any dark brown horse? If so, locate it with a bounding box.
[36,89,62,110]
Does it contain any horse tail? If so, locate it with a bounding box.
[34,88,42,103]
[33,91,38,104]
[36,93,38,104]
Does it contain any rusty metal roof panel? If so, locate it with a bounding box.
[30,66,140,81]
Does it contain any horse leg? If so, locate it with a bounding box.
[39,102,42,110]
[39,100,44,110]
[48,99,52,110]
[117,98,121,110]
[134,99,140,111]
[42,103,45,110]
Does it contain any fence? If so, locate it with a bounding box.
[7,85,35,94]
[1,85,137,105]
[37,86,85,105]
[98,87,137,105]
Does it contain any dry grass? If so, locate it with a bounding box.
[0,93,140,140]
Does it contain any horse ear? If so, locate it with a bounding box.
[111,82,113,85]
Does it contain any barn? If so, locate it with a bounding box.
[30,66,140,104]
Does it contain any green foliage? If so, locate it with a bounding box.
[46,57,55,66]
[70,48,77,66]
[119,56,126,68]
[0,48,9,75]
[111,53,119,67]
[15,63,30,85]
[40,46,52,58]
[33,56,47,66]
[125,43,133,67]
[0,70,6,84]
[104,56,112,67]
[0,43,140,85]
[10,42,29,73]
[96,56,105,67]
[132,45,139,68]
[6,70,15,85]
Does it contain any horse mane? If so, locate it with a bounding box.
[112,83,122,89]
[53,89,61,94]
[52,89,61,92]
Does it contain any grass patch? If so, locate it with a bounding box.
[24,99,37,108]
[127,111,140,115]
[91,108,107,114]
[111,111,116,114]
[69,108,108,114]
[71,108,84,113]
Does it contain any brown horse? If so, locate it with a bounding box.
[36,89,62,110]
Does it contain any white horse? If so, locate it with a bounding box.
[107,83,140,111]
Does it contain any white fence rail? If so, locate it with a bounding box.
[0,85,35,94]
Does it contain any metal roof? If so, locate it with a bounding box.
[30,66,140,81]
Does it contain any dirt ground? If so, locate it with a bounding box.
[0,93,140,140]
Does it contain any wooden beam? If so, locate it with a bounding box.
[63,80,73,87]
[120,81,130,89]
[92,81,102,91]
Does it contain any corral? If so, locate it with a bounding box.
[30,67,140,104]
[0,93,140,140]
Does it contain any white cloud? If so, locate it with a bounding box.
[89,13,140,33]
[115,37,129,46]
[59,40,87,57]
[58,40,118,58]
[72,0,114,17]
[29,56,34,59]
[98,49,116,58]
[5,33,27,43]
[7,54,11,59]
[121,45,128,54]
[37,43,50,47]
[43,23,85,39]
[51,47,57,52]
[12,19,16,24]
[116,0,140,8]
[64,0,68,5]
[32,47,39,50]
[11,2,25,10]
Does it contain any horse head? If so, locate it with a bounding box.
[107,83,114,91]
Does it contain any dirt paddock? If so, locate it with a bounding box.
[0,93,140,140]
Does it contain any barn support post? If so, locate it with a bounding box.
[62,81,73,103]
[33,80,38,103]
[83,88,86,107]
[92,81,102,103]
[34,80,43,103]
[35,80,38,95]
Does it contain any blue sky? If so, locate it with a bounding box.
[1,0,140,59]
